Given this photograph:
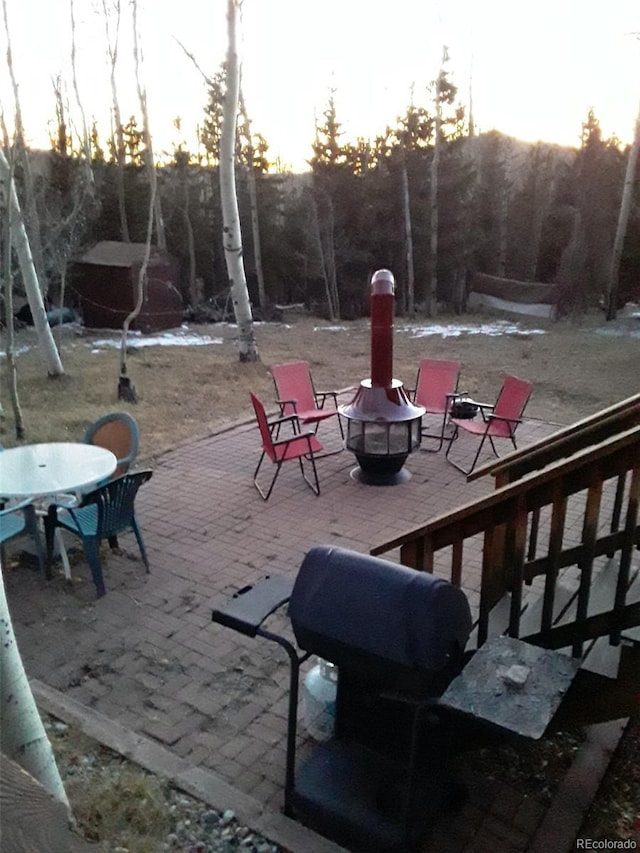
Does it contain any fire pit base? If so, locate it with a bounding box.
[349,466,413,486]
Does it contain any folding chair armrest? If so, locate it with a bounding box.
[315,390,339,408]
[473,401,494,421]
[275,396,298,407]
[268,413,301,429]
[271,429,316,449]
[487,413,522,425]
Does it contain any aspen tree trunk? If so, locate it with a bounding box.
[70,0,95,189]
[132,0,166,250]
[324,198,340,320]
[428,56,446,317]
[606,104,640,320]
[2,0,46,290]
[309,195,336,321]
[220,0,259,362]
[0,565,71,813]
[401,160,415,315]
[102,0,130,242]
[183,185,197,307]
[498,184,509,277]
[0,149,64,376]
[117,0,161,401]
[239,92,267,313]
[1,151,24,438]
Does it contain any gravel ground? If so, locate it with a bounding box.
[45,716,284,853]
[45,708,587,853]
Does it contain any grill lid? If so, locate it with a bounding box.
[289,546,472,672]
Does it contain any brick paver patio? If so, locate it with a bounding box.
[5,407,578,851]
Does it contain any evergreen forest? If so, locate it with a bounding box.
[4,72,639,324]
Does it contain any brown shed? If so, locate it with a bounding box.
[74,241,184,333]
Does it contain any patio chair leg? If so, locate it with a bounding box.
[446,431,488,477]
[44,508,57,580]
[131,517,150,571]
[298,455,320,496]
[56,529,72,581]
[254,454,282,501]
[83,536,107,597]
[421,413,454,452]
[25,505,46,577]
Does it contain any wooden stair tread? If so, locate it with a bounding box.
[465,560,640,674]
[620,566,640,645]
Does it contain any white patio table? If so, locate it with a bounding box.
[0,442,117,579]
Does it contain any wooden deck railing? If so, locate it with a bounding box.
[371,424,640,655]
[469,393,640,566]
[470,392,640,486]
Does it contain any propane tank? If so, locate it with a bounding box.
[302,657,337,742]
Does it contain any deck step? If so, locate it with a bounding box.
[517,579,580,637]
[553,557,626,627]
[466,559,640,670]
[579,635,621,677]
[466,594,513,651]
[620,566,640,647]
[558,560,640,676]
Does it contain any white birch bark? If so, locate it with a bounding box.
[0,148,64,377]
[70,0,94,188]
[606,104,640,320]
[1,150,24,437]
[239,92,267,313]
[0,565,71,812]
[132,0,166,250]
[498,183,509,277]
[116,0,160,400]
[2,0,46,289]
[102,0,129,242]
[220,0,259,361]
[428,53,446,317]
[401,160,415,315]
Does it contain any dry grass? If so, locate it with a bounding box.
[2,309,638,466]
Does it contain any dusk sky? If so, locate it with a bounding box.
[2,0,638,171]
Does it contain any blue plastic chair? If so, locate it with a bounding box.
[0,499,45,575]
[44,469,153,597]
[84,412,140,480]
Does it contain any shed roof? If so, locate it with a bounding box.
[78,241,170,268]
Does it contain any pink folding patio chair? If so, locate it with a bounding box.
[411,358,461,452]
[445,375,533,476]
[250,392,323,500]
[271,361,344,441]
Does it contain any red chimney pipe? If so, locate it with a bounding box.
[370,268,395,388]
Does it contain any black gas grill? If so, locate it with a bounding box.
[212,545,473,852]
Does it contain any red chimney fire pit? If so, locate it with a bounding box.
[340,269,425,485]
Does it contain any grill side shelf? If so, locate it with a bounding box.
[212,575,294,637]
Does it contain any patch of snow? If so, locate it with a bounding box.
[0,345,32,358]
[90,329,224,350]
[594,325,640,339]
[401,320,547,338]
[314,326,350,332]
